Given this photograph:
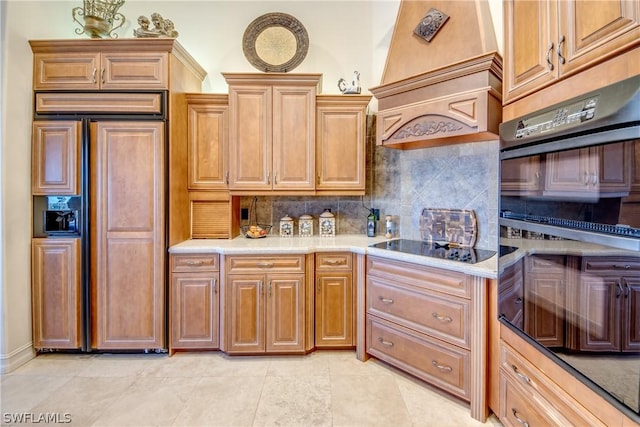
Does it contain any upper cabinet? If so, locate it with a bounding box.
[503,0,640,105]
[32,45,168,91]
[315,95,371,195]
[186,94,229,190]
[223,73,320,195]
[32,121,81,195]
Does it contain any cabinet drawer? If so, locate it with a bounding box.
[367,276,469,349]
[500,342,606,426]
[226,255,305,274]
[367,256,470,298]
[316,252,352,271]
[582,257,640,274]
[499,373,563,427]
[367,315,470,401]
[172,254,219,272]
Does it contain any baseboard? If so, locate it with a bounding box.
[0,342,35,373]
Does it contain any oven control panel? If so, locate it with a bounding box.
[514,95,599,140]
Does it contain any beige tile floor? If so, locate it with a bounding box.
[1,350,502,427]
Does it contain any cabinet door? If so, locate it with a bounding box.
[101,52,168,90]
[315,272,354,347]
[577,276,621,351]
[315,97,369,193]
[90,121,165,350]
[503,0,558,104]
[272,86,315,191]
[226,275,265,353]
[622,277,640,352]
[171,273,219,350]
[228,86,271,190]
[33,53,100,90]
[32,121,81,195]
[187,98,229,190]
[266,274,305,352]
[559,0,640,76]
[31,238,81,349]
[500,156,542,195]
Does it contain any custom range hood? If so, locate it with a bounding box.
[370,0,502,150]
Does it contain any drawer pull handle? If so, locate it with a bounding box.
[378,337,394,347]
[614,264,631,270]
[512,409,529,427]
[431,361,452,372]
[432,313,452,323]
[257,262,274,268]
[514,297,523,305]
[324,259,345,265]
[378,296,394,304]
[511,364,531,384]
[186,260,204,266]
[213,278,218,294]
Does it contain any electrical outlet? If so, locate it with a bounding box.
[372,208,380,220]
[241,208,249,220]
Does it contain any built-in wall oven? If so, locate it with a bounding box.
[498,75,640,421]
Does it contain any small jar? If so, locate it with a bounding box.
[279,214,294,238]
[319,210,335,237]
[299,214,313,237]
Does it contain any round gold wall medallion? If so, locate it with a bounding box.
[242,13,309,72]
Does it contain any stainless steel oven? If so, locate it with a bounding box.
[498,75,640,421]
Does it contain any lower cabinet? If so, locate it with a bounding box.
[224,254,308,354]
[365,255,489,421]
[315,252,355,348]
[31,238,81,350]
[169,254,220,353]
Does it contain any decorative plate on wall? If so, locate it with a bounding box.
[242,12,309,72]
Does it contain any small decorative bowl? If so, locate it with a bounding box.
[240,224,272,239]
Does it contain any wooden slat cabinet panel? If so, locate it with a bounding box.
[31,238,81,350]
[315,252,354,348]
[90,121,165,350]
[31,121,81,195]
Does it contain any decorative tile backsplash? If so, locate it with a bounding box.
[239,116,499,250]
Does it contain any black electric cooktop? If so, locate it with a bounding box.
[369,239,497,264]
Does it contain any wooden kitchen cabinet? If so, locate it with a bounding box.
[169,254,220,353]
[523,255,565,348]
[225,254,308,354]
[503,0,640,105]
[502,142,631,197]
[90,121,166,350]
[315,95,371,195]
[186,94,228,190]
[31,121,81,195]
[315,252,354,348]
[224,73,321,194]
[31,238,81,350]
[566,257,640,352]
[32,45,168,91]
[365,256,489,421]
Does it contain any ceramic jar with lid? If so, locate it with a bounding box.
[299,214,313,237]
[319,209,335,237]
[279,214,294,237]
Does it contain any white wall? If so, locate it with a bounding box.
[0,0,502,372]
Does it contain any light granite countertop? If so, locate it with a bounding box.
[169,235,500,279]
